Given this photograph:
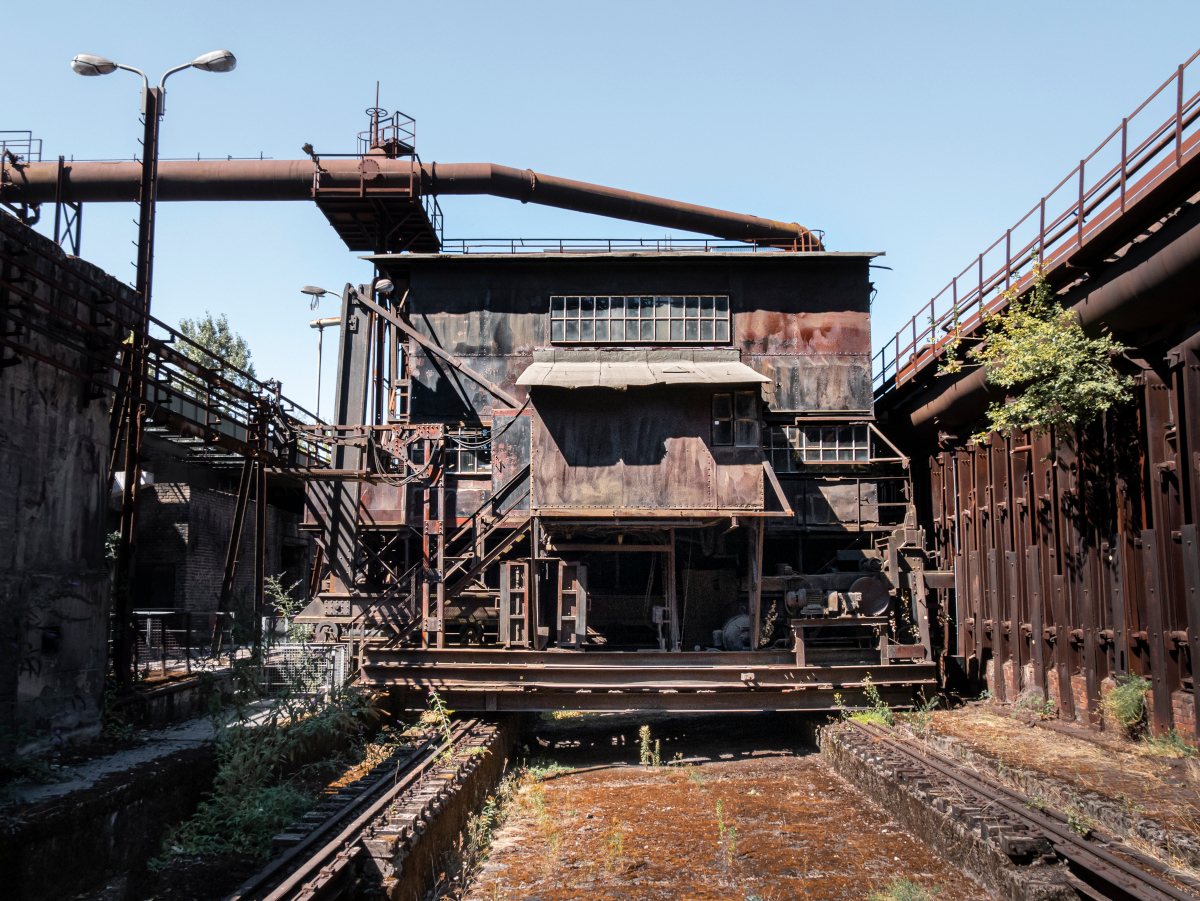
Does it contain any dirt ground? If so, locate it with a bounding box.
[463,713,985,901]
[926,704,1200,841]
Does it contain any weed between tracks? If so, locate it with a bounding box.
[455,722,981,901]
[426,751,576,900]
[868,876,943,901]
[150,664,398,865]
[922,703,1200,880]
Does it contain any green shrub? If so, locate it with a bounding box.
[154,687,373,861]
[940,262,1131,441]
[845,673,894,727]
[1102,673,1149,736]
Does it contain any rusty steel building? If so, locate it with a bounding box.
[1,107,943,713]
[294,245,935,711]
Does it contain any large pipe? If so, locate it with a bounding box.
[0,158,819,247]
[897,199,1200,441]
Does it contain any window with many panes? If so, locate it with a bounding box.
[449,429,491,473]
[712,391,760,447]
[763,425,870,471]
[550,295,730,344]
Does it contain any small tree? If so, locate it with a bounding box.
[941,262,1132,441]
[177,312,257,390]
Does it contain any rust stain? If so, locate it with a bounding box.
[738,310,869,355]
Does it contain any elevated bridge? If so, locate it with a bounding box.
[874,51,1200,738]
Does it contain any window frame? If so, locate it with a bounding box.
[449,429,492,474]
[712,391,760,448]
[763,424,870,471]
[550,294,731,345]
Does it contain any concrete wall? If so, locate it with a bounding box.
[0,215,135,752]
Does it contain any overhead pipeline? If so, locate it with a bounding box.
[0,157,820,247]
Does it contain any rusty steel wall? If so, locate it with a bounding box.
[529,385,764,513]
[385,253,877,425]
[916,355,1199,736]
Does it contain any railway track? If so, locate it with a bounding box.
[223,717,499,901]
[839,720,1200,901]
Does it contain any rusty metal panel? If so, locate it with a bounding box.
[358,482,406,527]
[749,354,872,413]
[987,549,1003,699]
[967,549,982,668]
[397,254,873,424]
[492,407,531,514]
[1026,547,1045,693]
[737,308,870,356]
[797,479,877,527]
[529,385,762,513]
[409,352,527,423]
[1141,529,1173,734]
[1181,524,1200,739]
[447,481,489,525]
[1051,575,1075,721]
[1105,537,1128,675]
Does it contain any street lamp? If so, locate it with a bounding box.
[303,286,337,418]
[73,49,235,688]
[71,49,236,314]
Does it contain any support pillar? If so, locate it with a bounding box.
[666,528,679,651]
[748,518,764,650]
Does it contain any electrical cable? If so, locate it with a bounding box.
[444,396,531,449]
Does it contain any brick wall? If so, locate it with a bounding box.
[1001,659,1017,699]
[1047,669,1061,712]
[1070,673,1089,723]
[1172,690,1196,741]
[135,482,311,615]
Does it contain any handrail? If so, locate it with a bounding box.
[435,236,824,255]
[874,49,1200,398]
[0,212,329,466]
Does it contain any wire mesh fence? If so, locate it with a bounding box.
[128,611,348,697]
[131,610,239,679]
[259,642,347,696]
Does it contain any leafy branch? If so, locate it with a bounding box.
[939,259,1132,441]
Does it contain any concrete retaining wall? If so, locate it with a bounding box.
[0,745,216,901]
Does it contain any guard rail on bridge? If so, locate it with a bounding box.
[874,49,1200,398]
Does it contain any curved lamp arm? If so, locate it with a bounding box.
[158,62,194,91]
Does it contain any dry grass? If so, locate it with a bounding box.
[925,706,1200,876]
[928,708,1162,781]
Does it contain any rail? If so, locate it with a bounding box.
[0,211,330,468]
[436,235,824,255]
[128,610,238,678]
[225,718,492,901]
[874,48,1200,398]
[844,720,1200,901]
[0,130,41,164]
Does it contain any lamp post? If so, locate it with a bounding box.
[73,50,236,688]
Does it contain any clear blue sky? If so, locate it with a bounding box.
[6,1,1200,417]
